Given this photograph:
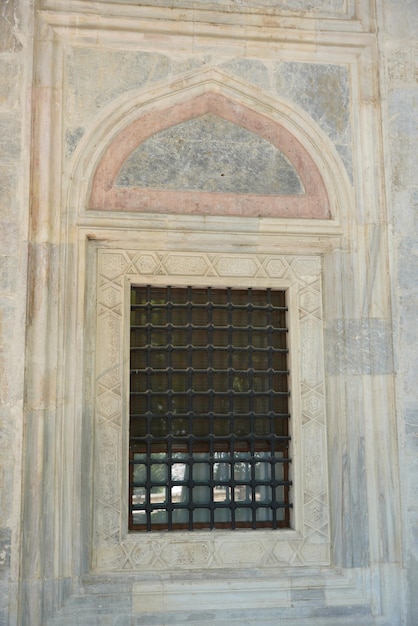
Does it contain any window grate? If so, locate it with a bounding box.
[129,285,291,531]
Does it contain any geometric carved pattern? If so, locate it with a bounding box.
[93,248,329,571]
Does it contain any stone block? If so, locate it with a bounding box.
[0,0,22,52]
[64,48,170,127]
[0,529,11,577]
[0,115,20,165]
[274,62,351,144]
[0,166,17,220]
[0,59,22,107]
[325,318,393,376]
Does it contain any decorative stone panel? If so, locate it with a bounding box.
[93,248,330,572]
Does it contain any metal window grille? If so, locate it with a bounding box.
[129,285,291,531]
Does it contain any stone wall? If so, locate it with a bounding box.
[378,3,418,625]
[0,1,33,625]
[0,0,417,624]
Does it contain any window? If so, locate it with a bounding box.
[129,285,291,531]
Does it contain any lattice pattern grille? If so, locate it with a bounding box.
[130,285,291,531]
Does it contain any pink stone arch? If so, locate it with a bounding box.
[88,91,330,219]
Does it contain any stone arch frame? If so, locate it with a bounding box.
[67,68,351,227]
[88,90,330,218]
[70,70,356,576]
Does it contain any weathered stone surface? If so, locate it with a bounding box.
[106,0,354,17]
[0,116,20,165]
[325,319,393,376]
[0,528,11,576]
[0,0,22,52]
[65,48,170,127]
[2,1,418,626]
[274,61,352,177]
[116,113,304,195]
[0,59,22,107]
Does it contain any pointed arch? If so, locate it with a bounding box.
[88,90,331,219]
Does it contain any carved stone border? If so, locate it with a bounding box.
[93,249,329,572]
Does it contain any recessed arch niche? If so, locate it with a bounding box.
[88,91,331,219]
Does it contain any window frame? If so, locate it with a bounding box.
[92,247,330,572]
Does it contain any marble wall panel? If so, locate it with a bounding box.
[105,0,355,18]
[64,49,352,183]
[382,4,418,622]
[116,113,303,195]
[325,319,393,376]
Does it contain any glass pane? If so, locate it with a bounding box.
[171,309,187,325]
[133,465,147,484]
[132,510,147,525]
[149,372,168,392]
[273,462,285,482]
[232,351,249,368]
[150,509,167,524]
[235,507,252,522]
[254,418,270,435]
[150,352,167,369]
[150,463,168,483]
[252,331,268,347]
[212,350,228,369]
[131,327,146,346]
[131,309,147,326]
[193,509,210,524]
[172,509,189,524]
[232,330,248,348]
[171,417,188,436]
[274,417,288,435]
[130,418,147,437]
[130,374,147,392]
[172,329,188,346]
[171,350,188,369]
[150,308,167,325]
[232,309,248,327]
[192,486,210,503]
[256,508,272,522]
[172,461,188,482]
[234,417,251,436]
[212,329,228,346]
[253,374,269,391]
[214,417,230,435]
[252,352,268,370]
[213,461,231,481]
[214,508,231,523]
[132,486,146,504]
[192,395,209,413]
[213,485,231,502]
[130,350,147,369]
[213,397,229,415]
[151,487,166,504]
[150,396,167,413]
[192,351,209,368]
[232,374,249,392]
[234,485,250,502]
[253,396,269,413]
[150,329,167,346]
[212,372,228,392]
[192,329,207,346]
[212,308,228,325]
[255,484,271,503]
[193,417,210,437]
[149,417,168,437]
[192,373,209,392]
